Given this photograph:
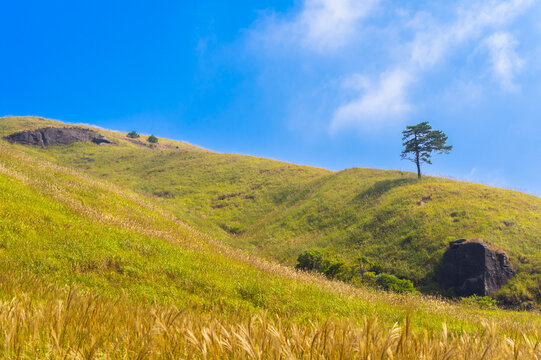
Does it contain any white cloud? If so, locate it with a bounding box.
[243,0,535,133]
[296,0,379,51]
[410,0,534,69]
[331,0,533,132]
[483,32,524,91]
[252,0,379,53]
[331,69,413,132]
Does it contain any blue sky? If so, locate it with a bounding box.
[1,0,540,196]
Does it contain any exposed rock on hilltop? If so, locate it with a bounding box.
[6,127,112,146]
[438,239,514,297]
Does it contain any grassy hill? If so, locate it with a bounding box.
[0,116,541,357]
[3,116,540,301]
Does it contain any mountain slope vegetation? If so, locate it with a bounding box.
[1,116,541,357]
[3,116,540,302]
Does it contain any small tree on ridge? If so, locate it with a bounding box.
[401,121,452,179]
[127,131,140,139]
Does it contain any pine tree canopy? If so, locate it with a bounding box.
[401,121,452,178]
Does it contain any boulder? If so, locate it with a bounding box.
[438,239,514,297]
[6,127,112,146]
[91,134,112,145]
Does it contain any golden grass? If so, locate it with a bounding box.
[0,277,539,359]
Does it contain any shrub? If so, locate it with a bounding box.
[296,249,325,271]
[147,135,159,143]
[324,261,347,279]
[374,273,416,293]
[356,256,373,273]
[296,249,417,293]
[496,276,537,309]
[363,271,376,282]
[127,131,140,139]
[460,295,498,309]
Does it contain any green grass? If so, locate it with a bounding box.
[1,117,541,356]
[2,125,537,330]
[3,117,540,298]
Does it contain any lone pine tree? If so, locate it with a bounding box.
[401,121,452,179]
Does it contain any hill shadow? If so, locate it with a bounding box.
[352,178,417,203]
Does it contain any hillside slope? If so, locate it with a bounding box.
[2,116,541,304]
[2,117,541,356]
[0,130,418,322]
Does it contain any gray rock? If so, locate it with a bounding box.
[438,239,514,297]
[6,127,112,146]
[91,134,112,145]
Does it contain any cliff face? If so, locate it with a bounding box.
[438,239,515,297]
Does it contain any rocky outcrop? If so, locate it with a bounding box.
[438,239,514,297]
[6,127,112,146]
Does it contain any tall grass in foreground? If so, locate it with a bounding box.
[1,284,540,359]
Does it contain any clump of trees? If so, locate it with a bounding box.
[296,249,415,294]
[127,131,140,139]
[147,135,159,144]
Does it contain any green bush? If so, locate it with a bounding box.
[296,249,417,294]
[363,271,376,282]
[296,249,325,271]
[296,249,355,280]
[324,261,347,279]
[496,274,539,309]
[369,262,384,274]
[460,295,498,309]
[127,131,140,139]
[147,135,159,143]
[355,256,373,273]
[374,273,416,294]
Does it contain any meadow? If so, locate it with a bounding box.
[2,117,540,304]
[1,116,541,358]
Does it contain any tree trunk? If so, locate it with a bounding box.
[416,154,421,179]
[414,133,421,179]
